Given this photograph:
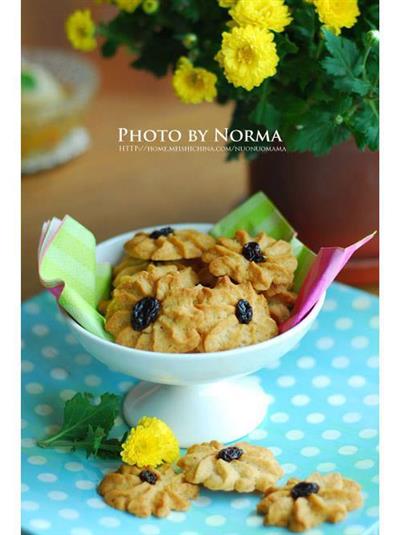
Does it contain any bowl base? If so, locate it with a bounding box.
[123,376,270,447]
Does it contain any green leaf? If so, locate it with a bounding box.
[38,392,121,448]
[291,3,316,42]
[249,83,280,130]
[101,40,118,58]
[170,0,201,22]
[84,425,106,457]
[322,28,362,77]
[285,108,350,156]
[321,29,370,96]
[132,30,184,77]
[351,102,379,151]
[333,76,371,96]
[21,71,36,91]
[274,33,299,61]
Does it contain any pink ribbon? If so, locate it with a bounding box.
[280,232,377,333]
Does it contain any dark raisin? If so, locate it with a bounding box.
[242,242,265,263]
[139,469,158,485]
[235,299,253,324]
[217,446,244,462]
[149,227,174,239]
[290,481,320,500]
[131,297,160,331]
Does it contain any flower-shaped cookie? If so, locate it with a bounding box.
[265,287,297,324]
[124,227,216,261]
[99,464,199,518]
[196,276,278,352]
[257,472,363,532]
[105,264,202,352]
[112,255,150,287]
[177,440,283,492]
[202,230,297,292]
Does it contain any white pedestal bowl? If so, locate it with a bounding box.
[64,224,325,447]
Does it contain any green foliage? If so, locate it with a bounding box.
[321,29,370,96]
[37,392,123,459]
[92,0,379,157]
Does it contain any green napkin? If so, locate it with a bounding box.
[210,192,316,291]
[38,216,112,339]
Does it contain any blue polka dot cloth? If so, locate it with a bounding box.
[22,283,379,535]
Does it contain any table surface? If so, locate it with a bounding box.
[21,283,379,535]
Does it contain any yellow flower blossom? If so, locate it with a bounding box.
[65,10,97,53]
[115,0,142,13]
[121,417,180,468]
[314,0,360,35]
[172,58,217,104]
[216,26,279,91]
[230,0,292,33]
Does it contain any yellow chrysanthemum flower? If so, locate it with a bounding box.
[230,0,292,33]
[115,0,142,13]
[121,417,180,467]
[216,26,279,91]
[172,58,217,104]
[65,10,97,52]
[314,0,360,35]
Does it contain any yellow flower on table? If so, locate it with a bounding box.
[116,0,142,13]
[121,416,180,467]
[173,58,218,104]
[230,0,292,33]
[314,0,360,35]
[216,26,279,91]
[65,10,97,52]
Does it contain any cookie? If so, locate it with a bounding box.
[202,230,297,292]
[105,264,202,352]
[124,227,216,261]
[99,464,199,518]
[177,440,283,492]
[264,288,297,324]
[112,255,150,287]
[257,472,363,532]
[196,276,278,352]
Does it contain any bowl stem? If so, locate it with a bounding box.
[123,376,270,447]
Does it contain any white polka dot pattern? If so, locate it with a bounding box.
[21,285,379,534]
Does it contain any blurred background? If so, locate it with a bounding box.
[22,1,378,300]
[21,0,246,299]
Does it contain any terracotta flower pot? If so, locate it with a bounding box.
[249,140,379,285]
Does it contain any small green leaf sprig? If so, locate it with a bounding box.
[37,393,125,459]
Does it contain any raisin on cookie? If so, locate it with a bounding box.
[105,265,202,352]
[178,440,283,492]
[99,464,199,518]
[257,472,363,532]
[124,227,216,261]
[202,230,297,292]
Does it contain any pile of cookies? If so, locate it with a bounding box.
[100,226,299,353]
[99,440,363,532]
